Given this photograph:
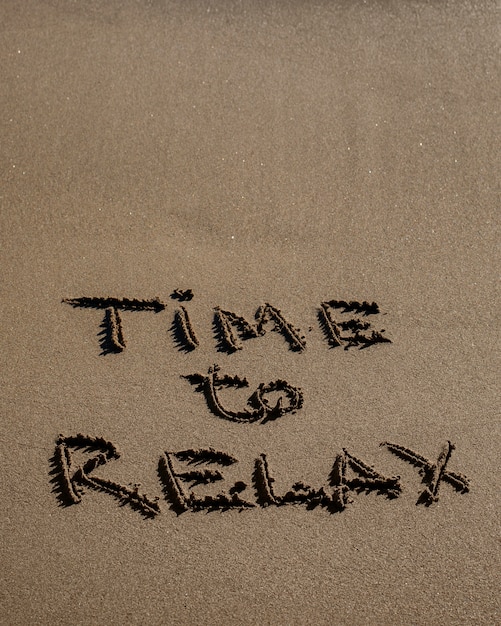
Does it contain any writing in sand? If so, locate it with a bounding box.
[63,294,392,355]
[50,434,470,519]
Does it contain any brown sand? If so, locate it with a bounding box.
[1,1,499,624]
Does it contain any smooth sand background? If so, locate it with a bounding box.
[1,1,499,624]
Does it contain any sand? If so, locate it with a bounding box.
[1,1,499,624]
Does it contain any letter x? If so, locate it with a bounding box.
[381,441,470,505]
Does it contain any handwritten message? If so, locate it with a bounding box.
[53,292,470,518]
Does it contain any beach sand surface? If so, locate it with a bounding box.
[1,1,499,624]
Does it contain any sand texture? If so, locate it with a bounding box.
[1,1,499,624]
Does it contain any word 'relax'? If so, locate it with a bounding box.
[51,435,470,519]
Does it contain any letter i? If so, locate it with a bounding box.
[172,305,200,351]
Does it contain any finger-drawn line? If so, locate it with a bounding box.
[338,319,371,332]
[344,329,392,350]
[185,491,254,513]
[177,469,224,486]
[76,472,160,517]
[173,448,238,466]
[253,454,280,506]
[282,485,336,511]
[56,433,120,458]
[327,452,352,510]
[325,300,380,315]
[171,306,199,351]
[63,297,165,311]
[158,452,188,514]
[381,441,470,505]
[98,307,126,354]
[52,442,83,504]
[317,303,343,347]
